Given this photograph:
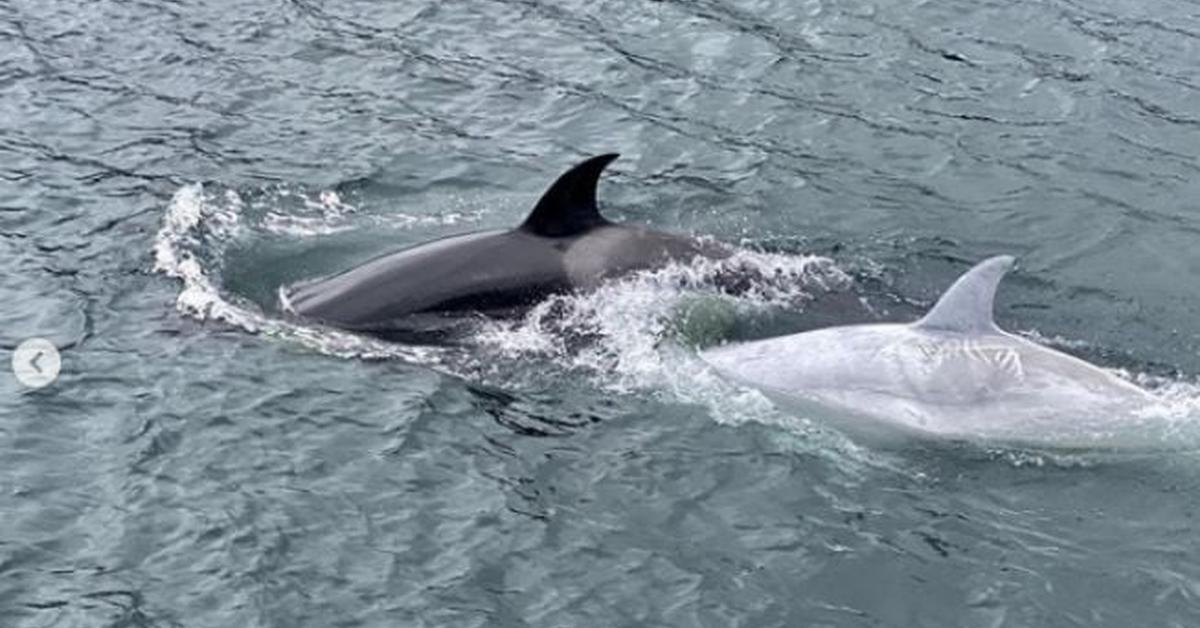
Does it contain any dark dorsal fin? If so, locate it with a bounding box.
[520,153,618,237]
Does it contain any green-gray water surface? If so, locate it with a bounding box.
[4,0,1200,626]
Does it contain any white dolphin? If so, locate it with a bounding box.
[701,256,1181,450]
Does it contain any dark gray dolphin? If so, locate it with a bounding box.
[284,154,730,340]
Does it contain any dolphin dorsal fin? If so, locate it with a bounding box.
[915,255,1016,334]
[520,153,618,237]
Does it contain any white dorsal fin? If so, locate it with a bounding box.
[915,255,1016,333]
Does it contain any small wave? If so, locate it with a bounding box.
[476,250,851,390]
[250,186,487,237]
[1016,328,1093,351]
[1129,374,1200,449]
[153,183,454,363]
[470,249,893,468]
[153,184,246,325]
[1017,329,1200,440]
[260,188,358,236]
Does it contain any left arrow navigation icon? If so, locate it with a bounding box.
[12,338,61,389]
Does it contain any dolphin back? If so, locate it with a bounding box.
[284,153,729,340]
[701,255,1165,449]
[285,230,570,332]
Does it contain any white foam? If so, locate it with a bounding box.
[154,184,452,364]
[1016,328,1093,350]
[1018,329,1200,431]
[251,187,487,237]
[154,184,248,325]
[469,248,893,467]
[477,250,850,390]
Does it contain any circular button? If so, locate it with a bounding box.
[12,338,62,389]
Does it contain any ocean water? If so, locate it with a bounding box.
[4,0,1200,626]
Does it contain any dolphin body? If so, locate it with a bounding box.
[285,154,729,340]
[701,256,1171,450]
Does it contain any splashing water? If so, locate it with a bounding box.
[151,182,879,459]
[153,184,1200,458]
[153,183,457,363]
[477,250,852,389]
[471,249,891,466]
[154,182,862,384]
